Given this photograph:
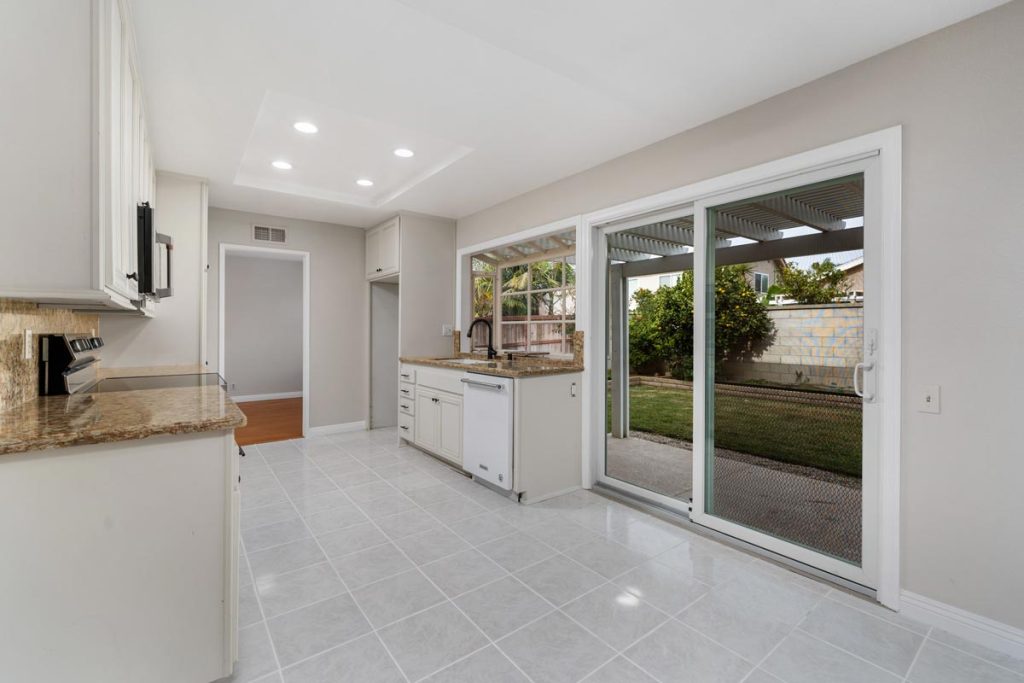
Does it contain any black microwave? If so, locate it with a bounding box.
[137,202,172,299]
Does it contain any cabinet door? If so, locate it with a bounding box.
[103,0,128,299]
[414,390,439,451]
[121,58,139,298]
[365,227,381,279]
[437,394,463,465]
[377,218,400,277]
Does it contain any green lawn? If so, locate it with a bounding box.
[614,385,862,477]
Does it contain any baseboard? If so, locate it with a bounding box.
[307,420,366,436]
[900,590,1024,661]
[231,391,302,403]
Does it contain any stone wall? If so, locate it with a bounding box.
[723,303,863,390]
[0,300,99,411]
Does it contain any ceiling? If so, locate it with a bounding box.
[130,0,1005,228]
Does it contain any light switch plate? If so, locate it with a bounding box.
[441,324,453,337]
[918,384,940,414]
[23,330,33,360]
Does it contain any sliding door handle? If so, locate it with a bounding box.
[853,361,875,400]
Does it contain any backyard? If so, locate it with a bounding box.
[615,384,862,477]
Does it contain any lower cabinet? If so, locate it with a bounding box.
[413,387,463,466]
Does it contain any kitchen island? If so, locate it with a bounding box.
[0,377,245,683]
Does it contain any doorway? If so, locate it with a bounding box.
[219,244,310,443]
[370,279,400,428]
[590,132,901,599]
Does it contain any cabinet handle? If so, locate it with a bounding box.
[400,425,409,431]
[126,272,137,281]
[400,404,409,410]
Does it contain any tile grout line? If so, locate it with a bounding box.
[238,448,288,680]
[796,625,917,680]
[301,437,542,683]
[901,626,933,682]
[261,443,415,683]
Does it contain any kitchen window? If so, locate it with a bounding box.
[470,252,576,356]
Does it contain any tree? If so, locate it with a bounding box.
[775,259,851,304]
[628,266,774,380]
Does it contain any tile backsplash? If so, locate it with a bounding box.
[0,300,99,412]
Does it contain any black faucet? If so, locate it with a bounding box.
[467,318,498,359]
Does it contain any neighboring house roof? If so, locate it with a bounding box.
[838,256,864,271]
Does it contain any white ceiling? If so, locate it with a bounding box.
[131,0,1005,228]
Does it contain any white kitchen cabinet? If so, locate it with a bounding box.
[414,389,440,452]
[404,365,464,467]
[0,0,155,309]
[437,393,463,464]
[366,216,400,280]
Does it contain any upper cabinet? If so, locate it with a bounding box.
[0,0,155,309]
[366,217,400,280]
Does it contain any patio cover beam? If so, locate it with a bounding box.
[617,227,863,278]
[752,196,845,232]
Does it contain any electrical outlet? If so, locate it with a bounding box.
[918,384,940,414]
[441,324,453,337]
[23,330,33,360]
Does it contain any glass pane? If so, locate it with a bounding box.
[501,322,528,350]
[530,322,564,353]
[471,257,494,273]
[472,275,494,320]
[501,295,528,319]
[530,259,564,290]
[530,291,558,317]
[605,236,694,504]
[561,289,577,317]
[501,264,529,293]
[704,174,865,565]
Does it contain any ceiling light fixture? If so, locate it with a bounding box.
[271,160,293,170]
[393,148,415,158]
[356,178,374,187]
[293,121,318,134]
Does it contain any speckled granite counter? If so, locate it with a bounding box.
[0,384,246,455]
[399,355,583,378]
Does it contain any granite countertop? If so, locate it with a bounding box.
[0,384,246,456]
[399,355,584,378]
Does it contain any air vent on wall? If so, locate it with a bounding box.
[253,225,287,244]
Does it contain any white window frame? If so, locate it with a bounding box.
[753,271,770,294]
[494,255,576,355]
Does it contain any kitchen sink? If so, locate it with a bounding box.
[445,358,498,367]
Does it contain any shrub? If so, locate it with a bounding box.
[628,266,774,378]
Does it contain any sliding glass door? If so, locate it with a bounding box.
[597,156,882,587]
[692,160,880,586]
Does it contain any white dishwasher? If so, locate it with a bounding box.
[461,373,514,490]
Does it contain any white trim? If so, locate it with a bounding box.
[581,126,903,608]
[901,591,1024,662]
[455,215,582,353]
[218,243,311,438]
[231,391,302,403]
[307,420,367,436]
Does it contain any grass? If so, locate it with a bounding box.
[615,385,862,477]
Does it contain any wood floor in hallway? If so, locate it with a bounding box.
[235,397,302,445]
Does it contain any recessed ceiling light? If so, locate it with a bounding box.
[393,148,415,158]
[356,178,374,187]
[293,121,318,134]
[272,160,293,170]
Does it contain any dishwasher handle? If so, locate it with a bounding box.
[460,377,505,391]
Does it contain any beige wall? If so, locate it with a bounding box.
[397,212,457,358]
[224,255,303,397]
[102,174,207,368]
[457,3,1024,629]
[207,208,366,429]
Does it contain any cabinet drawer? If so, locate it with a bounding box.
[399,382,416,401]
[398,395,415,416]
[399,365,416,383]
[416,367,464,395]
[398,412,414,439]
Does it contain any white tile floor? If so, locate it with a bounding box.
[226,428,1024,683]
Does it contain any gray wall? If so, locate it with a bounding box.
[456,3,1024,629]
[398,212,457,357]
[207,208,366,429]
[370,282,399,428]
[224,255,302,397]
